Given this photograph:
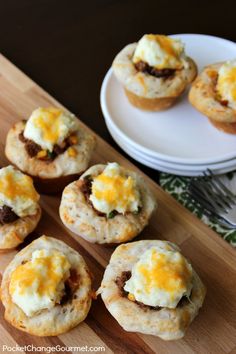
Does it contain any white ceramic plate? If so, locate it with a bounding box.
[106,119,236,172]
[106,120,236,176]
[101,34,236,165]
[113,132,236,176]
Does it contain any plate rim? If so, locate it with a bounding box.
[110,125,236,176]
[115,133,236,176]
[106,119,236,171]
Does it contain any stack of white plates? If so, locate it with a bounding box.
[100,34,236,176]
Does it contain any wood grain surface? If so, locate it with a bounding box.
[0,54,235,354]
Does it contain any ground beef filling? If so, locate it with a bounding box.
[115,271,190,311]
[0,205,19,225]
[134,60,176,78]
[60,269,80,305]
[19,131,76,161]
[19,131,41,157]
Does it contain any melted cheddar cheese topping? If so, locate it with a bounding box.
[132,34,186,70]
[216,60,236,110]
[9,249,71,317]
[24,107,78,152]
[124,246,192,308]
[0,166,39,217]
[89,163,140,215]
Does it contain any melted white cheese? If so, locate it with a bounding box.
[89,163,140,215]
[132,34,186,70]
[0,166,39,217]
[216,60,236,110]
[124,246,193,308]
[9,249,71,317]
[24,107,78,152]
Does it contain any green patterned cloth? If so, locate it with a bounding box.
[159,172,236,247]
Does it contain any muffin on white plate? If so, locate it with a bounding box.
[0,165,41,250]
[189,59,236,134]
[5,107,96,194]
[113,34,197,111]
[98,240,206,340]
[59,162,156,244]
[1,236,92,336]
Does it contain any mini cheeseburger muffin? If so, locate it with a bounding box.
[1,236,92,336]
[60,162,156,244]
[0,165,41,250]
[5,107,96,193]
[113,34,197,111]
[98,240,206,340]
[189,60,236,134]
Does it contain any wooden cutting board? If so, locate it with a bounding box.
[0,53,235,354]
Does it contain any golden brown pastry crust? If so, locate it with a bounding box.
[5,120,96,185]
[112,42,197,111]
[0,206,41,250]
[98,240,206,340]
[189,63,236,128]
[1,236,92,336]
[59,164,157,244]
[125,88,179,111]
[209,119,236,134]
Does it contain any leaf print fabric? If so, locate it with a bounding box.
[160,173,236,247]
